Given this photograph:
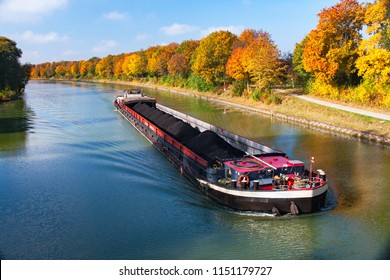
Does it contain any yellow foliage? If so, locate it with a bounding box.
[310,79,340,99]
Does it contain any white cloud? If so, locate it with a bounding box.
[19,30,69,44]
[135,34,149,41]
[92,40,118,54]
[103,11,126,20]
[159,23,199,36]
[200,25,245,37]
[0,0,68,22]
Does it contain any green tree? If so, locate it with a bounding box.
[0,36,31,100]
[293,37,313,89]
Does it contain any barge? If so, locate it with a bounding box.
[114,89,328,214]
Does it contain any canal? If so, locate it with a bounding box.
[0,80,389,259]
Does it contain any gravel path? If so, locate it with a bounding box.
[275,89,390,121]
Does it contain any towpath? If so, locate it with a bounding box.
[275,89,390,121]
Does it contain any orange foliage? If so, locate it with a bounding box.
[303,0,365,85]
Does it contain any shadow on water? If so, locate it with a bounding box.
[0,99,33,152]
[379,240,390,259]
[0,117,30,133]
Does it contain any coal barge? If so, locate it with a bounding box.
[114,89,328,214]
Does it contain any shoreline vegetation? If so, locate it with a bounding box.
[0,37,31,102]
[37,78,390,145]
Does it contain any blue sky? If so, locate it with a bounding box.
[0,0,343,64]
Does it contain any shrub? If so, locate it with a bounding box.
[310,79,340,99]
[251,90,263,101]
[231,80,246,97]
[186,74,214,92]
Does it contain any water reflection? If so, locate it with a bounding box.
[0,99,33,152]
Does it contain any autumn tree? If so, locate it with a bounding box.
[226,48,246,81]
[177,40,199,62]
[146,43,178,78]
[172,40,200,77]
[55,64,66,77]
[122,52,147,78]
[226,29,269,94]
[192,30,237,86]
[168,54,190,77]
[112,54,126,79]
[70,62,79,78]
[241,31,285,90]
[356,0,390,85]
[95,55,113,78]
[79,60,90,77]
[303,0,365,86]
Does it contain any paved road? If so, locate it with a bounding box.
[275,89,390,121]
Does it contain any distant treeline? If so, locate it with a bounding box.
[31,0,390,108]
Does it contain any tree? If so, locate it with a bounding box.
[55,65,66,77]
[192,30,237,86]
[168,53,190,77]
[280,52,295,87]
[79,60,90,77]
[70,63,79,78]
[303,0,365,86]
[226,29,269,93]
[364,0,390,50]
[241,31,285,90]
[226,47,246,81]
[122,52,147,78]
[293,36,313,88]
[177,40,199,62]
[174,40,199,77]
[356,0,390,85]
[95,55,114,78]
[0,36,30,100]
[112,54,126,79]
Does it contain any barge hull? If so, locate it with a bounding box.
[198,181,328,213]
[115,100,328,214]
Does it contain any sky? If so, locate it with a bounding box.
[0,0,345,64]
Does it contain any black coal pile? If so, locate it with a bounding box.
[132,102,200,144]
[165,121,200,144]
[132,102,244,164]
[186,130,245,164]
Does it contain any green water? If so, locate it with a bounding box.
[0,80,389,259]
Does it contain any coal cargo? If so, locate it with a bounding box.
[186,130,245,164]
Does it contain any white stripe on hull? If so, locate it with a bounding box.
[197,179,328,199]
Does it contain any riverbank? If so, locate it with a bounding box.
[36,78,390,145]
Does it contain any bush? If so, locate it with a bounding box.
[251,90,263,101]
[310,79,340,99]
[231,80,246,97]
[186,74,214,92]
[0,87,16,101]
